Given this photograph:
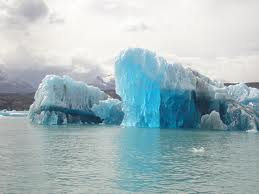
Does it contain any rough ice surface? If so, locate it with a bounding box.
[29,75,122,125]
[227,83,259,112]
[115,48,259,131]
[28,49,259,130]
[220,100,258,131]
[201,111,227,130]
[91,99,124,125]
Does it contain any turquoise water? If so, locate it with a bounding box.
[0,117,259,193]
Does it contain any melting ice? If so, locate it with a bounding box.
[115,48,259,131]
[29,48,259,131]
[29,75,123,125]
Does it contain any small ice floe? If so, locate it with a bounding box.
[191,147,205,153]
[246,129,257,133]
[0,110,28,117]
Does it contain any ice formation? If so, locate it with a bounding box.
[28,48,259,131]
[227,83,259,112]
[0,110,28,117]
[29,75,123,125]
[201,111,227,130]
[91,99,124,125]
[115,48,259,131]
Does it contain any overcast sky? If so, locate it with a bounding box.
[0,0,259,82]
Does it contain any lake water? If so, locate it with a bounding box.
[0,116,259,193]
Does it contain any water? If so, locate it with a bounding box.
[1,117,259,193]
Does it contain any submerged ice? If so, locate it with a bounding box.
[115,48,259,131]
[29,75,123,125]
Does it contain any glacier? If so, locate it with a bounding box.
[115,48,259,131]
[29,75,123,125]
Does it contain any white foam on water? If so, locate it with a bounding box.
[191,147,205,153]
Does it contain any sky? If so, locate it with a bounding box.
[0,0,259,84]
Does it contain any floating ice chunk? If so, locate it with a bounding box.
[29,75,108,125]
[115,48,201,128]
[91,99,124,125]
[191,147,205,153]
[0,110,28,117]
[115,48,258,130]
[247,129,257,133]
[201,111,227,130]
[115,48,227,128]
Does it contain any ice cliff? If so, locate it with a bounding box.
[29,75,123,125]
[115,48,259,131]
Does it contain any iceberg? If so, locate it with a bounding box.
[92,99,124,125]
[227,83,259,113]
[0,110,28,117]
[28,48,258,131]
[201,111,227,130]
[29,75,123,125]
[115,48,259,131]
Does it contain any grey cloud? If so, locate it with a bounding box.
[0,46,109,87]
[0,0,49,29]
[48,12,64,24]
[13,0,48,22]
[2,46,47,70]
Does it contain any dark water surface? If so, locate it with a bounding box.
[0,117,259,193]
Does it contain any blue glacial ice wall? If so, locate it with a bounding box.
[29,75,123,125]
[115,48,259,131]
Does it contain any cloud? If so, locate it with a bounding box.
[0,46,110,87]
[123,20,151,32]
[91,0,140,18]
[0,0,48,29]
[13,0,48,22]
[48,12,64,24]
[2,45,47,69]
[0,0,64,28]
[164,53,259,83]
[0,0,259,83]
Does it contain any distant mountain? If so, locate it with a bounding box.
[0,69,117,94]
[0,70,35,93]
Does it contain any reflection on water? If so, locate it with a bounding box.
[116,127,160,192]
[0,117,259,193]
